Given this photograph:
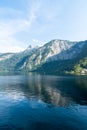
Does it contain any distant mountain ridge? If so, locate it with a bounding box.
[0,39,87,75]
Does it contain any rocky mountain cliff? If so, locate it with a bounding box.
[0,39,87,75]
[17,40,77,71]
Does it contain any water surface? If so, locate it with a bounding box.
[0,74,87,130]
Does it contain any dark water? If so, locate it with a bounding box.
[0,74,87,130]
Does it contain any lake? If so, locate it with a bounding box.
[0,74,87,130]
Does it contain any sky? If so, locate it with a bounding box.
[0,0,87,52]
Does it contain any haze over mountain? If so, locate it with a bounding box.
[0,39,87,75]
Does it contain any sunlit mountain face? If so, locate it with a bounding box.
[0,39,87,75]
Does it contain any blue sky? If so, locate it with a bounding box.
[0,0,87,52]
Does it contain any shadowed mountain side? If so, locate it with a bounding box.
[37,41,87,75]
[47,41,87,61]
[15,40,77,71]
[0,39,87,75]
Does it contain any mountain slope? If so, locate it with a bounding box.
[0,46,38,72]
[37,40,87,75]
[0,39,87,75]
[72,41,87,74]
[18,39,76,71]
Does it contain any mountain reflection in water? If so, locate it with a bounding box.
[0,74,87,130]
[0,74,87,106]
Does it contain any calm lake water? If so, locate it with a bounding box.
[0,74,87,130]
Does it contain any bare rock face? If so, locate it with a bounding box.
[0,39,86,72]
[22,40,76,69]
[43,39,76,60]
[48,41,86,61]
[18,39,87,71]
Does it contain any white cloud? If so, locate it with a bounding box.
[0,2,40,53]
[0,37,25,53]
[32,39,45,46]
[0,46,24,53]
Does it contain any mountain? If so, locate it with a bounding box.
[17,40,77,71]
[0,39,87,75]
[0,46,38,72]
[38,40,87,75]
